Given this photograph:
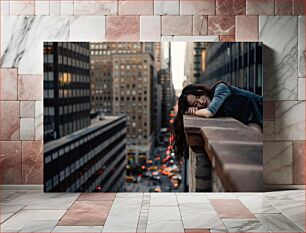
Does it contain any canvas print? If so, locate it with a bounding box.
[43,42,263,192]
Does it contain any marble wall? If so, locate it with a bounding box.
[0,0,305,187]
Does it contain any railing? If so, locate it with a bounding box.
[184,115,263,192]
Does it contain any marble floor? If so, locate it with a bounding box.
[0,187,305,232]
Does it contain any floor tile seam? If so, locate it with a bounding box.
[208,198,258,226]
[238,200,277,209]
[22,207,72,211]
[175,191,188,231]
[222,219,270,233]
[235,200,280,215]
[180,210,219,217]
[94,197,114,227]
[272,210,306,231]
[178,203,215,207]
[177,200,212,203]
[210,199,257,217]
[267,201,305,210]
[20,219,59,233]
[264,201,304,218]
[0,203,28,225]
[254,213,305,232]
[137,192,148,232]
[56,198,99,226]
[0,191,27,203]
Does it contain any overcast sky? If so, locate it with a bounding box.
[171,42,186,91]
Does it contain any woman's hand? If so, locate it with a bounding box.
[195,108,214,118]
[187,107,198,115]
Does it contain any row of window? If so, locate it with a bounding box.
[92,96,112,102]
[90,43,141,50]
[92,101,112,106]
[44,103,90,115]
[115,63,148,70]
[58,55,90,69]
[114,103,148,108]
[58,42,90,56]
[113,73,149,80]
[45,139,125,192]
[44,123,126,191]
[59,103,90,115]
[96,108,112,113]
[203,43,263,95]
[59,89,90,98]
[114,96,148,101]
[44,89,90,99]
[44,72,90,83]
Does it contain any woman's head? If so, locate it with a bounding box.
[176,84,213,114]
[186,94,211,109]
[171,84,213,161]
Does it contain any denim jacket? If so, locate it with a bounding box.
[207,83,263,127]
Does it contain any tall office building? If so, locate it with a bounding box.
[44,42,91,142]
[193,42,207,84]
[43,42,127,192]
[90,42,150,114]
[156,42,176,129]
[184,42,195,85]
[44,116,127,192]
[90,42,158,160]
[90,47,113,114]
[159,68,176,128]
[112,52,155,160]
[202,43,263,95]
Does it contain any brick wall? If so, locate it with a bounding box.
[0,0,305,187]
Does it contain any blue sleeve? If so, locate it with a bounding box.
[207,83,231,115]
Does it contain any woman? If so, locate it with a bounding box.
[172,81,263,161]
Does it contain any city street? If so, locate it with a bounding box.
[123,139,184,192]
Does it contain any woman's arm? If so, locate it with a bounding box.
[194,108,214,118]
[206,83,231,115]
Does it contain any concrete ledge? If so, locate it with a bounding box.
[184,115,263,192]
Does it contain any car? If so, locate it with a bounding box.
[151,175,160,181]
[125,176,137,183]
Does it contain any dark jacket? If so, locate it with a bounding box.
[207,83,263,128]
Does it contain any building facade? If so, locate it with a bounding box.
[90,42,161,160]
[44,42,127,192]
[90,42,150,114]
[44,116,127,192]
[194,42,207,84]
[184,42,195,86]
[155,42,176,129]
[112,52,155,159]
[202,42,263,95]
[159,68,176,128]
[43,42,91,142]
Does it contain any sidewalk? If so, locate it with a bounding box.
[0,187,304,232]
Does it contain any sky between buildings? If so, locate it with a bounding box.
[171,42,186,93]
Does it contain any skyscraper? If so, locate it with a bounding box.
[112,52,155,160]
[44,42,91,142]
[157,43,176,128]
[90,42,158,160]
[194,42,207,84]
[43,42,127,192]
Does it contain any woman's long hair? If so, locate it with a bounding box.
[171,84,213,162]
[171,81,229,162]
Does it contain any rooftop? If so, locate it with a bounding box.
[44,115,126,152]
